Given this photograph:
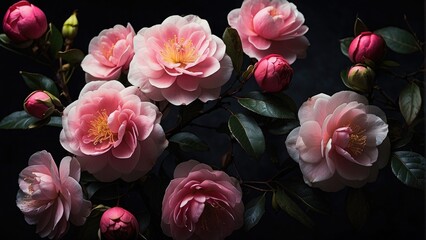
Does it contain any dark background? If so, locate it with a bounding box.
[0,1,424,239]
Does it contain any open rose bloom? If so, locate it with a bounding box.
[161,160,244,240]
[227,0,310,63]
[285,91,390,192]
[60,80,168,182]
[81,23,135,82]
[16,150,92,239]
[128,15,233,105]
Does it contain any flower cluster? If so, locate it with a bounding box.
[1,1,424,240]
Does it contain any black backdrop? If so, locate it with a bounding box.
[0,1,424,239]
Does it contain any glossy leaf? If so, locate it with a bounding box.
[20,71,60,97]
[353,17,368,36]
[169,132,209,152]
[47,116,62,127]
[241,64,254,81]
[228,113,265,159]
[223,27,243,73]
[339,37,353,57]
[238,91,297,119]
[375,26,420,54]
[346,188,369,230]
[0,111,39,129]
[46,23,63,59]
[243,193,266,231]
[274,188,315,229]
[399,82,421,126]
[284,180,330,215]
[391,151,425,190]
[58,48,85,65]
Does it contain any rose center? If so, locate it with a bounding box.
[161,35,198,67]
[333,126,367,156]
[102,43,115,60]
[88,109,116,145]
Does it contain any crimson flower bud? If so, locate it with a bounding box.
[346,63,375,93]
[253,54,293,93]
[348,31,386,64]
[2,0,48,43]
[99,206,139,240]
[23,90,57,119]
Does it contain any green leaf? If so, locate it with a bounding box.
[58,48,85,65]
[237,91,297,119]
[391,151,425,190]
[223,27,243,73]
[353,17,369,36]
[346,188,369,231]
[76,204,108,240]
[375,26,420,54]
[228,113,265,159]
[47,116,62,127]
[169,131,209,152]
[243,193,266,231]
[339,37,354,57]
[274,188,315,229]
[0,111,39,129]
[46,23,64,59]
[178,99,204,126]
[399,82,422,126]
[284,180,330,215]
[20,71,60,97]
[267,119,299,135]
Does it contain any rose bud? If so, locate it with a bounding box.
[254,54,293,93]
[23,90,60,119]
[2,0,48,43]
[348,31,386,64]
[99,206,139,240]
[346,63,375,93]
[62,10,78,41]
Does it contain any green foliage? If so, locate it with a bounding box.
[169,131,209,152]
[58,48,85,65]
[20,71,60,97]
[375,26,421,54]
[228,113,265,159]
[223,27,244,74]
[399,82,422,126]
[243,193,266,231]
[0,111,40,129]
[339,37,353,57]
[391,151,425,190]
[46,23,64,59]
[353,17,369,36]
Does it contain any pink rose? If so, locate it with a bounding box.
[227,0,310,63]
[81,23,135,82]
[16,150,92,239]
[99,206,139,240]
[59,80,168,182]
[128,15,233,105]
[2,0,48,43]
[348,31,387,64]
[23,90,57,119]
[161,160,244,240]
[254,54,293,92]
[285,91,390,192]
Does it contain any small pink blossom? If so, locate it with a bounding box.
[128,15,233,105]
[161,160,244,240]
[227,0,310,63]
[99,206,139,240]
[2,0,48,43]
[348,31,387,64]
[285,91,390,192]
[81,23,135,82]
[59,80,168,182]
[254,53,293,92]
[16,150,92,239]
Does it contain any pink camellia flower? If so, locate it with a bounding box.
[227,0,310,63]
[2,0,48,43]
[285,91,390,192]
[348,31,386,64]
[16,150,92,239]
[254,53,293,92]
[81,23,135,82]
[128,15,233,106]
[99,206,139,240]
[59,80,168,182]
[161,160,244,240]
[23,90,58,119]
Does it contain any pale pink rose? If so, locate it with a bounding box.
[285,91,390,192]
[161,160,244,240]
[16,150,92,239]
[227,0,310,63]
[81,23,135,82]
[128,15,233,105]
[59,80,168,182]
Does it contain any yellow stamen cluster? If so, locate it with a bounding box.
[161,35,198,67]
[88,109,116,145]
